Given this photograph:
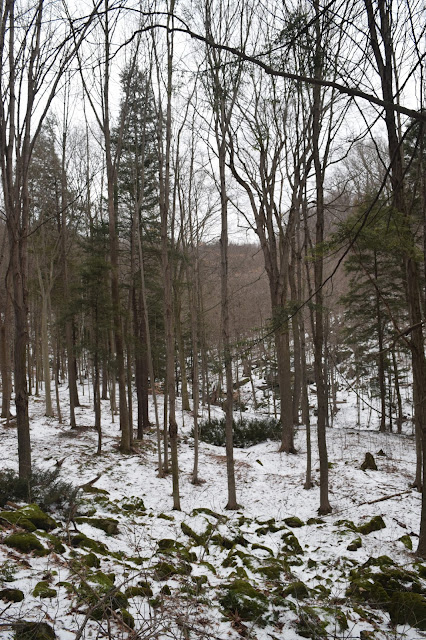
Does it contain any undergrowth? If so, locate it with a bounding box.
[196,417,281,448]
[0,467,79,517]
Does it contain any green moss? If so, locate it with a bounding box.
[121,496,145,512]
[388,592,426,630]
[57,582,75,594]
[199,560,217,575]
[33,581,57,598]
[347,537,362,551]
[335,610,349,631]
[399,534,413,550]
[251,543,274,555]
[38,532,65,553]
[211,533,248,550]
[14,622,56,640]
[295,605,327,639]
[281,581,310,599]
[160,584,171,595]
[153,561,191,580]
[219,579,269,625]
[4,532,47,554]
[0,588,24,602]
[82,552,100,568]
[334,519,357,532]
[81,485,108,495]
[120,608,135,628]
[257,564,282,580]
[180,522,207,546]
[75,516,119,535]
[79,572,128,617]
[0,511,36,531]
[70,533,108,554]
[281,531,303,555]
[158,513,174,521]
[284,516,304,528]
[149,596,162,608]
[255,518,286,535]
[357,516,386,535]
[191,507,225,521]
[125,583,153,598]
[307,517,325,525]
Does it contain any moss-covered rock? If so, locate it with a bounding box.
[191,507,225,521]
[125,582,153,598]
[81,552,100,568]
[388,592,426,630]
[160,584,171,595]
[399,534,413,550]
[4,532,47,554]
[295,605,327,638]
[1,505,57,532]
[121,496,145,512]
[347,537,362,552]
[120,608,135,628]
[357,516,386,535]
[75,516,119,535]
[14,622,56,640]
[257,564,282,580]
[78,571,128,618]
[281,581,310,599]
[33,582,57,598]
[346,559,423,614]
[181,521,209,546]
[281,531,303,555]
[153,560,191,580]
[284,516,304,528]
[158,513,174,521]
[70,532,108,554]
[0,588,24,602]
[251,543,274,555]
[219,579,269,625]
[255,518,286,535]
[307,517,325,525]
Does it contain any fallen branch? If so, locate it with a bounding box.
[359,489,413,506]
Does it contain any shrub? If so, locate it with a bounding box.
[196,417,281,448]
[0,468,79,517]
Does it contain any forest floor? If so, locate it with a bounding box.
[0,378,425,640]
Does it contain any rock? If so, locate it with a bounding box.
[284,516,305,528]
[14,622,56,640]
[4,532,47,554]
[361,452,377,471]
[358,516,386,535]
[219,579,269,625]
[33,581,57,598]
[0,588,24,602]
[281,580,310,599]
[347,537,362,551]
[389,592,426,630]
[74,516,119,535]
[120,609,135,629]
[399,534,413,550]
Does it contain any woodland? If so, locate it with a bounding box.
[0,0,426,638]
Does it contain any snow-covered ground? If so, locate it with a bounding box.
[0,378,424,640]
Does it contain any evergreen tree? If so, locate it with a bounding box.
[338,201,409,430]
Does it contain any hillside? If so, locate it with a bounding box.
[0,381,425,640]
